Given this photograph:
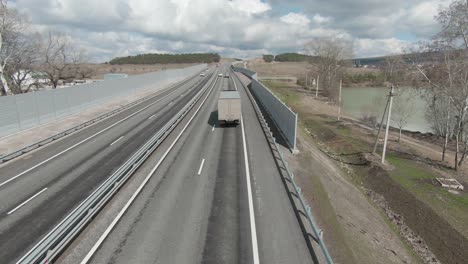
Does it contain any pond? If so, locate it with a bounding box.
[341,87,430,133]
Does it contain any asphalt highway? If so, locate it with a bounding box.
[0,65,317,264]
[0,71,211,263]
[83,66,314,264]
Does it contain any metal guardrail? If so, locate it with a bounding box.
[232,71,334,264]
[0,74,199,164]
[16,73,215,264]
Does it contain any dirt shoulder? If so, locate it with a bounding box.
[260,79,468,264]
[286,129,416,264]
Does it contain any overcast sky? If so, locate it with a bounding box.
[11,0,451,62]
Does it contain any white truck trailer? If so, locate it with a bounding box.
[218,91,241,125]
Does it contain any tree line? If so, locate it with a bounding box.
[262,53,318,63]
[109,53,221,65]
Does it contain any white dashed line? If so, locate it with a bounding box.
[7,188,48,215]
[0,84,188,188]
[110,136,124,146]
[197,159,205,175]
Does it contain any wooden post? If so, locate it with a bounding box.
[382,85,395,164]
[337,79,342,120]
[315,75,319,97]
[372,95,390,154]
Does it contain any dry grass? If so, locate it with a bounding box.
[86,63,203,79]
[247,60,382,79]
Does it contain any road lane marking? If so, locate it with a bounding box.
[110,136,124,146]
[7,188,48,215]
[232,74,238,91]
[197,159,205,175]
[80,72,219,264]
[0,83,190,189]
[148,114,156,120]
[241,116,260,264]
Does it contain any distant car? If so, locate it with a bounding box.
[218,73,223,77]
[200,73,205,77]
[224,73,230,78]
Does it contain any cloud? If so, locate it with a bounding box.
[354,38,413,58]
[312,14,332,24]
[12,0,448,61]
[280,12,310,27]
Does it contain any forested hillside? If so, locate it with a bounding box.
[109,53,221,64]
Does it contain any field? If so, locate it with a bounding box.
[87,63,201,79]
[248,60,384,87]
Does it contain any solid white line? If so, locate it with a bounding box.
[110,136,124,146]
[197,159,205,175]
[148,114,156,120]
[80,72,219,264]
[232,74,238,91]
[0,83,189,189]
[7,188,48,215]
[241,116,260,264]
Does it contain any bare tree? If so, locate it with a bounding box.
[305,36,353,102]
[0,0,27,95]
[7,32,41,93]
[391,89,415,141]
[415,0,468,170]
[41,31,83,88]
[383,54,407,86]
[75,64,95,79]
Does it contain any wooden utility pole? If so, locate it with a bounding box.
[372,95,390,154]
[382,85,395,164]
[315,75,319,97]
[442,97,450,161]
[337,79,342,120]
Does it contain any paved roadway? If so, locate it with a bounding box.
[0,71,212,263]
[83,66,315,264]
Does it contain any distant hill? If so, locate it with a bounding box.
[352,52,436,67]
[109,53,221,65]
[274,53,317,62]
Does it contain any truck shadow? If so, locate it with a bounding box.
[208,110,239,128]
[208,110,218,128]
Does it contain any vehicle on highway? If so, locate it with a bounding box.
[218,91,241,125]
[224,73,230,78]
[200,73,205,77]
[218,73,223,77]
